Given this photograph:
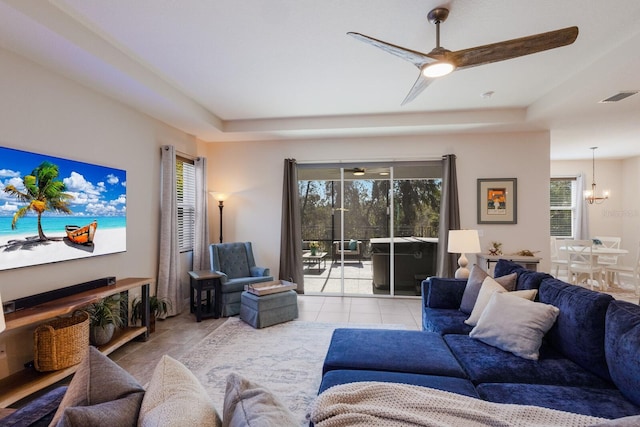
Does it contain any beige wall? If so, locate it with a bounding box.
[205,132,552,276]
[551,157,640,263]
[0,48,199,376]
[621,157,640,262]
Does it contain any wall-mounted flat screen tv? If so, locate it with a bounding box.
[0,146,126,271]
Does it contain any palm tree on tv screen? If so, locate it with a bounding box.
[3,161,74,240]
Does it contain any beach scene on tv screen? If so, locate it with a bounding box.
[0,146,126,271]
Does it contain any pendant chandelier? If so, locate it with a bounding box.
[584,147,609,204]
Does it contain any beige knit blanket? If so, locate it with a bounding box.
[309,382,608,427]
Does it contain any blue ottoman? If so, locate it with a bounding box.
[322,328,467,378]
[240,290,298,328]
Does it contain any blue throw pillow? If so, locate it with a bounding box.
[349,240,357,251]
[494,259,525,278]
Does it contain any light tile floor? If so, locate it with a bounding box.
[297,295,422,329]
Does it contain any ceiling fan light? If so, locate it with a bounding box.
[422,61,455,78]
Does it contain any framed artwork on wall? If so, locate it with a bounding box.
[477,178,517,224]
[0,146,127,271]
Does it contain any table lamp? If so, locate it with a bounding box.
[448,229,481,279]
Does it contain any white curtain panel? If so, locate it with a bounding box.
[193,156,210,271]
[157,145,180,317]
[575,173,589,239]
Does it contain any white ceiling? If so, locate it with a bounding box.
[1,0,639,160]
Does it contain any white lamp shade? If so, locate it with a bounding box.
[0,292,5,333]
[209,192,227,202]
[447,230,481,254]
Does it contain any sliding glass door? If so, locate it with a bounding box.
[298,162,441,297]
[341,167,391,294]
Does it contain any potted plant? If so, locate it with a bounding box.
[131,295,171,333]
[309,241,320,256]
[488,241,503,256]
[87,295,124,346]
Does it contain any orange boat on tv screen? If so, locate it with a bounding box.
[65,221,97,245]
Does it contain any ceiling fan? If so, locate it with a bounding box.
[348,7,578,105]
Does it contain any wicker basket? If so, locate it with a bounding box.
[34,310,90,372]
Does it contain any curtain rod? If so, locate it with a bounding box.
[176,150,198,161]
[297,156,444,165]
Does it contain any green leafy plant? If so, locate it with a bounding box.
[87,295,124,328]
[131,295,171,334]
[488,241,503,256]
[3,161,73,241]
[131,295,171,322]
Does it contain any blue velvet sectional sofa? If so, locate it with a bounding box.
[320,260,640,421]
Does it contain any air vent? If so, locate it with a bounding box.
[599,91,638,103]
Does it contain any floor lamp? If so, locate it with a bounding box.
[210,193,227,243]
[448,229,481,279]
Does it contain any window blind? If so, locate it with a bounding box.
[177,158,195,252]
[550,178,576,237]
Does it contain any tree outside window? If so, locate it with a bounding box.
[550,178,576,238]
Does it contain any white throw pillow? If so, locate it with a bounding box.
[465,277,537,326]
[138,355,222,427]
[470,292,560,360]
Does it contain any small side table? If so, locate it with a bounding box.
[188,270,223,322]
[302,251,327,273]
[475,254,541,275]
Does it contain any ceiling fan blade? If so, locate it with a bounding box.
[450,26,578,70]
[348,32,433,68]
[401,74,435,106]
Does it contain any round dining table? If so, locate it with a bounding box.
[558,246,629,256]
[558,245,629,288]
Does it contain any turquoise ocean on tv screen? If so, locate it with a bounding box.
[0,216,125,236]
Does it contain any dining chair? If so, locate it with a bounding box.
[550,236,568,279]
[604,241,640,296]
[593,236,622,268]
[565,239,604,290]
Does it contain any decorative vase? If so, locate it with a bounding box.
[90,323,115,346]
[310,247,317,256]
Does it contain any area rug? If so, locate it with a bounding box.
[179,317,404,425]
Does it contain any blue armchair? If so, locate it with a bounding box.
[209,242,274,316]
